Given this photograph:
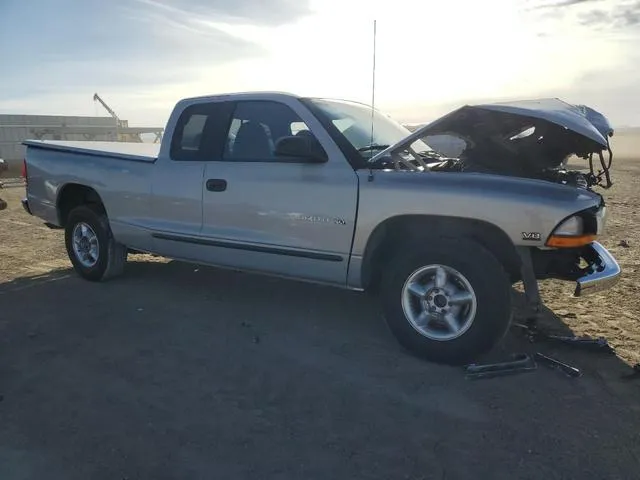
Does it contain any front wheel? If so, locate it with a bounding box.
[380,238,512,365]
[64,205,127,282]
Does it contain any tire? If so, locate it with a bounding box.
[380,237,512,365]
[64,205,127,282]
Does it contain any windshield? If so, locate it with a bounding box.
[307,98,433,159]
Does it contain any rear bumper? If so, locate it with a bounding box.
[574,241,621,296]
[21,198,32,215]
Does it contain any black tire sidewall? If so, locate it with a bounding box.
[381,238,512,365]
[64,206,111,281]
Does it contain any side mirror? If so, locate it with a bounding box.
[274,136,327,163]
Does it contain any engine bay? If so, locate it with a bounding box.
[371,99,615,191]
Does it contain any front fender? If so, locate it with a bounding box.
[347,170,601,289]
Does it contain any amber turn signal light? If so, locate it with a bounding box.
[546,234,596,248]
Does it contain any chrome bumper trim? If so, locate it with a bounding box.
[574,241,621,296]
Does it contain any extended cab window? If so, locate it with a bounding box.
[181,114,207,151]
[223,101,316,162]
[170,102,234,161]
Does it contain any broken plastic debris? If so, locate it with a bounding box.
[464,353,537,379]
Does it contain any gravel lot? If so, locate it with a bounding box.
[1,158,639,479]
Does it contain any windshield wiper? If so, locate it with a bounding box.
[358,144,390,152]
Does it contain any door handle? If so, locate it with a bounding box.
[206,179,227,192]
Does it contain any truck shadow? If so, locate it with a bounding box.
[0,258,637,389]
[2,259,640,480]
[0,269,73,296]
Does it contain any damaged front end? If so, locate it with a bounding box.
[519,198,620,298]
[370,98,621,307]
[531,241,621,297]
[372,98,615,190]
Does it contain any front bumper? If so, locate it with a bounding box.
[574,241,621,296]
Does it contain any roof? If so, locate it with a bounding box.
[180,91,301,103]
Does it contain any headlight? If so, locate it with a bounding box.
[546,214,596,248]
[552,215,584,236]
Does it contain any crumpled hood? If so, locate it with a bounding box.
[371,98,615,188]
[409,99,612,172]
[375,98,614,163]
[466,98,612,146]
[416,98,613,154]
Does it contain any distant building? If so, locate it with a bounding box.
[0,114,163,167]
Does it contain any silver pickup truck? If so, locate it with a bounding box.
[21,92,621,364]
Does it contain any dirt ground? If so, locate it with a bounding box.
[1,154,639,479]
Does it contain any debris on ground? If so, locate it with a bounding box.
[467,318,616,380]
[513,322,615,354]
[464,353,537,380]
[535,352,582,378]
[465,352,582,380]
[618,239,630,248]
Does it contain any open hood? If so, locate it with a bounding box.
[372,98,614,188]
[425,98,612,147]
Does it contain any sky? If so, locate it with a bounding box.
[1,0,639,127]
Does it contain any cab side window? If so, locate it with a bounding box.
[223,101,318,162]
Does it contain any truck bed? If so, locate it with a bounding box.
[22,140,159,163]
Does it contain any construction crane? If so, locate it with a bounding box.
[92,93,142,142]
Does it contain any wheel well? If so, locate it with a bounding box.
[361,215,522,291]
[57,184,105,227]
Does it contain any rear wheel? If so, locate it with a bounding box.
[64,205,127,281]
[380,237,512,365]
